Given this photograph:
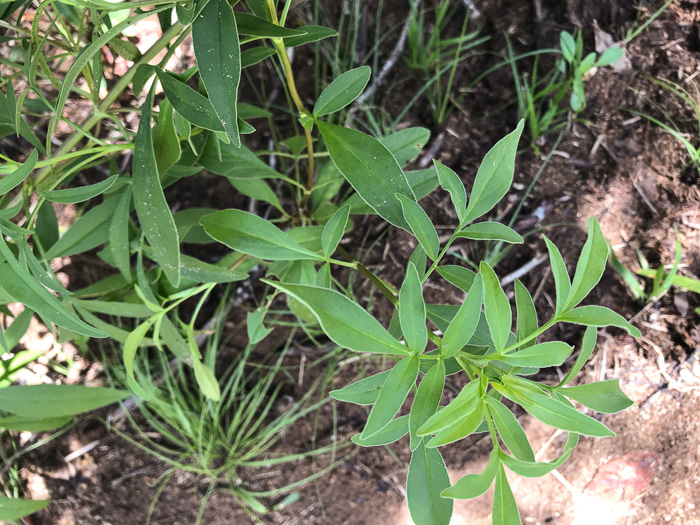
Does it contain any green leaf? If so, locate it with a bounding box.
[437,265,476,292]
[179,254,247,283]
[481,261,511,351]
[558,326,597,386]
[133,90,180,287]
[0,384,129,418]
[330,370,391,405]
[379,127,430,168]
[235,12,306,38]
[560,31,576,63]
[361,355,419,438]
[153,98,181,175]
[193,0,241,146]
[44,196,120,259]
[0,415,72,432]
[493,464,521,525]
[156,69,223,131]
[543,235,570,316]
[399,263,427,353]
[408,244,427,278]
[229,178,284,213]
[500,341,574,368]
[0,495,50,521]
[241,46,276,68]
[199,137,283,179]
[514,279,537,349]
[317,120,415,230]
[501,383,615,437]
[558,305,641,337]
[442,448,499,499]
[398,194,440,260]
[247,307,272,345]
[463,120,524,223]
[559,379,634,413]
[565,217,608,310]
[263,281,410,356]
[313,66,371,117]
[191,358,221,401]
[4,308,34,350]
[329,370,391,405]
[0,237,105,338]
[407,441,453,525]
[596,46,623,67]
[500,433,579,478]
[283,25,338,47]
[109,186,133,281]
[0,149,37,195]
[123,320,154,400]
[201,209,324,261]
[427,400,484,447]
[321,204,350,257]
[418,379,481,435]
[457,222,523,243]
[485,397,534,462]
[352,415,409,446]
[409,360,445,450]
[435,160,467,223]
[72,299,153,318]
[34,201,59,251]
[442,273,484,358]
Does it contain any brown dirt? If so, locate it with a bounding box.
[4,0,700,524]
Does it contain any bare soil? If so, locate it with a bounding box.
[5,0,700,524]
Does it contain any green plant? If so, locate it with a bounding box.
[0,1,640,523]
[508,30,623,151]
[403,0,488,124]
[609,232,699,313]
[626,76,700,174]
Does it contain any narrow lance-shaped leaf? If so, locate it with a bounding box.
[42,174,118,204]
[427,399,484,447]
[543,235,570,316]
[493,464,522,525]
[155,69,223,131]
[409,360,445,450]
[283,25,338,47]
[463,120,524,223]
[398,194,440,260]
[317,120,415,230]
[442,273,484,358]
[499,433,579,478]
[330,369,391,405]
[0,384,129,419]
[558,326,597,386]
[133,89,180,286]
[313,66,371,117]
[321,204,350,257]
[558,305,641,337]
[418,379,481,436]
[192,0,241,146]
[0,495,50,521]
[0,237,106,338]
[437,265,476,293]
[457,222,523,244]
[361,355,419,438]
[263,280,410,356]
[435,160,467,223]
[234,12,306,38]
[379,127,430,167]
[109,186,133,281]
[481,261,511,351]
[499,341,574,368]
[0,149,37,195]
[485,397,535,462]
[352,415,409,447]
[558,379,634,413]
[442,448,499,499]
[407,441,454,525]
[123,320,154,400]
[399,263,427,353]
[565,217,608,310]
[191,358,221,401]
[201,209,324,261]
[514,279,537,348]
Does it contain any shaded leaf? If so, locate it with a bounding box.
[330,370,391,405]
[313,67,371,117]
[0,384,128,418]
[457,222,523,244]
[409,360,445,450]
[398,194,440,260]
[442,448,499,499]
[399,263,427,353]
[442,273,484,358]
[407,441,453,525]
[559,379,634,413]
[352,415,409,446]
[558,306,641,337]
[481,261,511,351]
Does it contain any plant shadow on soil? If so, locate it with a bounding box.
[11,0,700,523]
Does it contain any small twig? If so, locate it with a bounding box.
[63,439,100,463]
[418,132,445,168]
[499,254,548,287]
